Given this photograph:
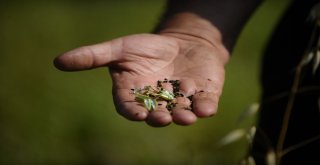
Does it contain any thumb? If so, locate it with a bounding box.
[54,39,121,71]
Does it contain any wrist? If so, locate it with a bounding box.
[155,12,230,63]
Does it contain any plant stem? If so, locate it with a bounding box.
[275,22,319,165]
[281,134,320,157]
[275,60,302,165]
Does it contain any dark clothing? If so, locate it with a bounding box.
[252,1,320,164]
[155,0,262,51]
[160,0,320,164]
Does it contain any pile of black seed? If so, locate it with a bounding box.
[157,78,192,111]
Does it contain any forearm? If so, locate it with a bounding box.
[154,0,262,52]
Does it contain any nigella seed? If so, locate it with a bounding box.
[187,95,193,100]
[184,107,192,110]
[175,92,184,97]
[166,102,177,110]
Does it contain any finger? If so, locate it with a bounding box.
[178,79,197,96]
[172,97,197,125]
[146,100,171,127]
[113,89,149,121]
[192,91,219,117]
[117,102,149,121]
[156,100,168,109]
[146,108,172,127]
[54,39,122,71]
[172,110,197,125]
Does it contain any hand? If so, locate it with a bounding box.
[54,33,229,127]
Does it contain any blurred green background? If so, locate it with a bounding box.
[0,0,288,164]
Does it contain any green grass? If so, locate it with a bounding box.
[0,0,288,164]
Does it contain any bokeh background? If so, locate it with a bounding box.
[1,0,289,164]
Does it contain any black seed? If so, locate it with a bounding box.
[130,89,134,91]
[187,95,193,100]
[175,92,184,97]
[157,81,162,87]
[184,107,192,110]
[166,102,177,111]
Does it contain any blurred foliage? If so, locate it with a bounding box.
[0,0,289,164]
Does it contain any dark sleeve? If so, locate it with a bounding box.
[154,0,263,52]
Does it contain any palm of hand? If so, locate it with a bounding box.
[55,33,227,127]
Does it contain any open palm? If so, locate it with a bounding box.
[54,33,228,127]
